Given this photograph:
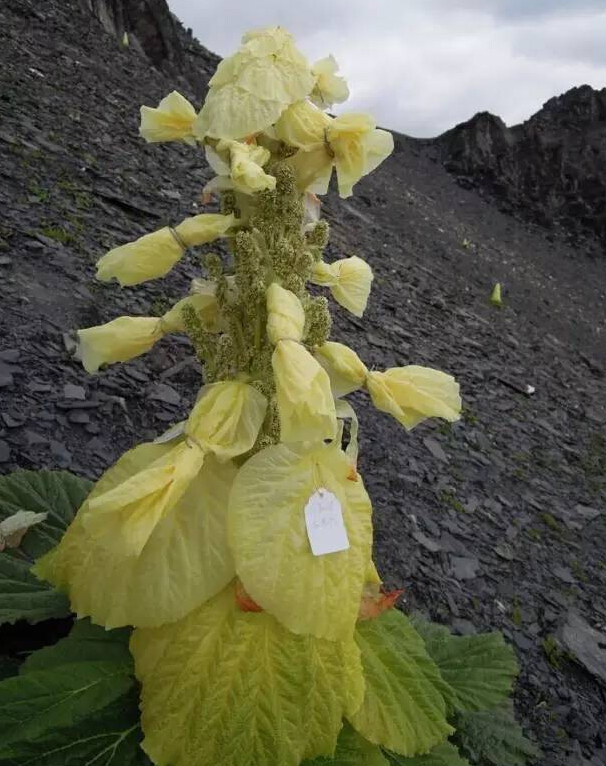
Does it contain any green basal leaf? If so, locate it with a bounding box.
[0,660,134,757]
[411,615,518,713]
[386,741,470,765]
[348,610,453,756]
[0,658,19,682]
[0,687,150,766]
[0,470,91,558]
[0,553,70,625]
[21,618,132,673]
[453,702,541,766]
[0,620,150,765]
[303,723,389,766]
[0,470,91,625]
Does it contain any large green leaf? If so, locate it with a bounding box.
[22,619,132,673]
[0,620,150,765]
[0,554,70,625]
[0,658,19,682]
[453,702,540,765]
[303,723,389,766]
[348,610,453,756]
[0,470,91,557]
[0,470,91,625]
[387,741,470,765]
[411,616,518,713]
[0,660,134,757]
[0,688,150,766]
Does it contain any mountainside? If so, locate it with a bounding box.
[0,1,605,765]
[438,86,606,252]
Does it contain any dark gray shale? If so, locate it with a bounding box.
[0,1,605,763]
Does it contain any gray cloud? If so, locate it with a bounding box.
[168,0,606,137]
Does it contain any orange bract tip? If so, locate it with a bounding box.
[235,580,263,612]
[346,465,359,481]
[358,586,404,621]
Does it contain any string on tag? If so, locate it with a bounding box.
[311,460,322,492]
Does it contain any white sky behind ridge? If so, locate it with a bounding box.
[168,0,606,137]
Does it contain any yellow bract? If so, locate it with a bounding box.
[266,284,336,442]
[71,381,264,560]
[366,366,461,430]
[139,90,197,144]
[228,441,373,640]
[78,293,219,373]
[187,380,268,460]
[194,27,315,140]
[312,256,374,317]
[131,583,365,766]
[33,446,237,629]
[266,282,306,343]
[310,55,350,109]
[328,113,393,197]
[96,213,235,286]
[161,291,219,332]
[277,102,394,197]
[275,100,330,149]
[273,341,337,443]
[206,139,276,195]
[315,341,368,397]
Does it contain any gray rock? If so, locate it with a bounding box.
[25,430,48,447]
[412,530,441,553]
[1,412,25,428]
[50,440,72,467]
[553,566,576,584]
[495,542,515,560]
[0,370,13,388]
[68,410,91,424]
[575,504,601,522]
[452,618,477,635]
[149,383,181,406]
[558,611,606,686]
[0,440,10,463]
[423,436,448,462]
[63,383,86,400]
[450,555,480,580]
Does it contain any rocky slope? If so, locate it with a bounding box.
[438,86,606,253]
[0,1,605,764]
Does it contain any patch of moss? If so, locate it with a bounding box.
[542,635,562,669]
[39,225,76,245]
[439,490,466,513]
[540,512,561,534]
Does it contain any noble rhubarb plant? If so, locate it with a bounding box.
[0,27,539,766]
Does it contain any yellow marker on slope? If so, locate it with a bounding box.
[490,282,502,307]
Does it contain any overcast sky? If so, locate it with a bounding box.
[168,0,606,137]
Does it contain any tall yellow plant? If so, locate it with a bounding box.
[33,26,461,766]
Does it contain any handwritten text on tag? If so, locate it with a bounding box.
[304,488,349,556]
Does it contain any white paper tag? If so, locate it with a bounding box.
[153,422,186,444]
[304,488,350,556]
